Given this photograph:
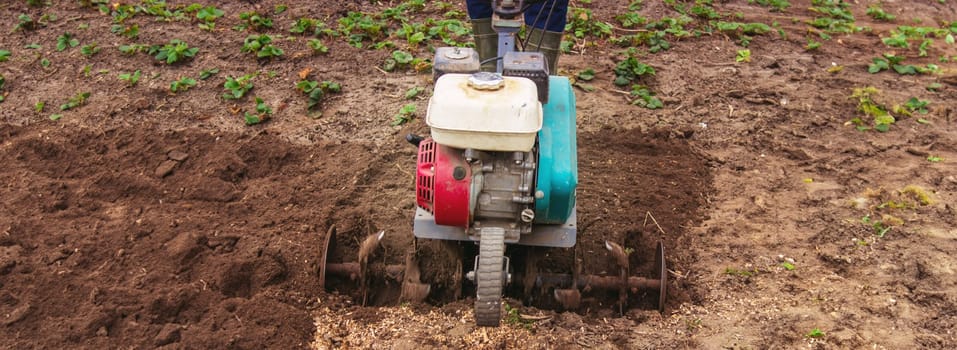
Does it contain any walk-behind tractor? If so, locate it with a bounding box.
[319,0,667,327]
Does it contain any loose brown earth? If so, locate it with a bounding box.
[1,0,956,349]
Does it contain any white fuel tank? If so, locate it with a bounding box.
[427,73,542,152]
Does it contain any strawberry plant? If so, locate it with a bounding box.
[749,0,790,11]
[80,43,100,57]
[566,8,613,39]
[196,6,224,30]
[337,12,386,48]
[223,74,255,100]
[244,97,272,125]
[383,50,430,72]
[0,50,10,62]
[238,11,273,31]
[630,85,663,109]
[110,24,140,39]
[242,34,284,59]
[736,49,751,62]
[56,33,80,52]
[199,68,219,80]
[170,77,197,93]
[894,97,929,116]
[118,70,141,86]
[392,103,417,126]
[118,43,149,55]
[848,87,894,132]
[715,21,771,47]
[60,91,91,111]
[14,14,38,31]
[149,39,199,64]
[307,39,329,54]
[613,49,656,86]
[866,5,895,21]
[807,0,859,34]
[868,53,938,75]
[296,79,342,110]
[405,86,424,99]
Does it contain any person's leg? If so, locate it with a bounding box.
[524,0,568,75]
[524,0,568,31]
[467,0,497,71]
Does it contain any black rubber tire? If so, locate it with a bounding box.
[475,229,505,327]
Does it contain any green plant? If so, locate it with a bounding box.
[296,79,341,110]
[0,50,10,62]
[34,101,44,112]
[199,68,219,80]
[383,50,429,72]
[80,43,100,57]
[40,58,50,67]
[60,91,90,111]
[806,328,825,338]
[781,262,795,270]
[736,49,751,62]
[866,5,896,21]
[630,85,663,109]
[716,21,771,47]
[392,103,417,126]
[118,43,149,55]
[223,74,255,100]
[807,0,859,34]
[749,0,790,11]
[616,12,647,28]
[805,38,822,50]
[848,87,894,132]
[405,86,424,99]
[566,8,613,39]
[307,39,329,54]
[868,53,938,75]
[613,50,656,86]
[170,77,197,93]
[196,6,224,30]
[927,155,942,162]
[238,11,273,31]
[503,303,533,329]
[118,70,141,86]
[244,97,272,125]
[274,4,288,14]
[56,33,80,52]
[110,24,139,38]
[577,68,596,82]
[893,97,929,117]
[149,39,199,64]
[242,34,284,59]
[14,14,38,31]
[337,11,386,48]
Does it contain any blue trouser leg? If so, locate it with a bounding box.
[525,0,568,32]
[466,0,568,32]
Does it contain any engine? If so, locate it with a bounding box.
[413,48,578,248]
[416,139,538,242]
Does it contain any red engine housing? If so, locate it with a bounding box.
[416,139,471,227]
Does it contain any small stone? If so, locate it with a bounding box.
[154,323,182,346]
[167,150,189,162]
[96,326,109,337]
[154,160,178,178]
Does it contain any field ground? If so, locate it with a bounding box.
[1,0,956,349]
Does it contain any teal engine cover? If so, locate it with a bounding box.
[534,76,577,224]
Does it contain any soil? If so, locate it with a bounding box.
[1,0,956,349]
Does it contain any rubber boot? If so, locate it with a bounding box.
[471,18,498,72]
[525,28,563,75]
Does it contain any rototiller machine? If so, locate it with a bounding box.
[319,0,667,327]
